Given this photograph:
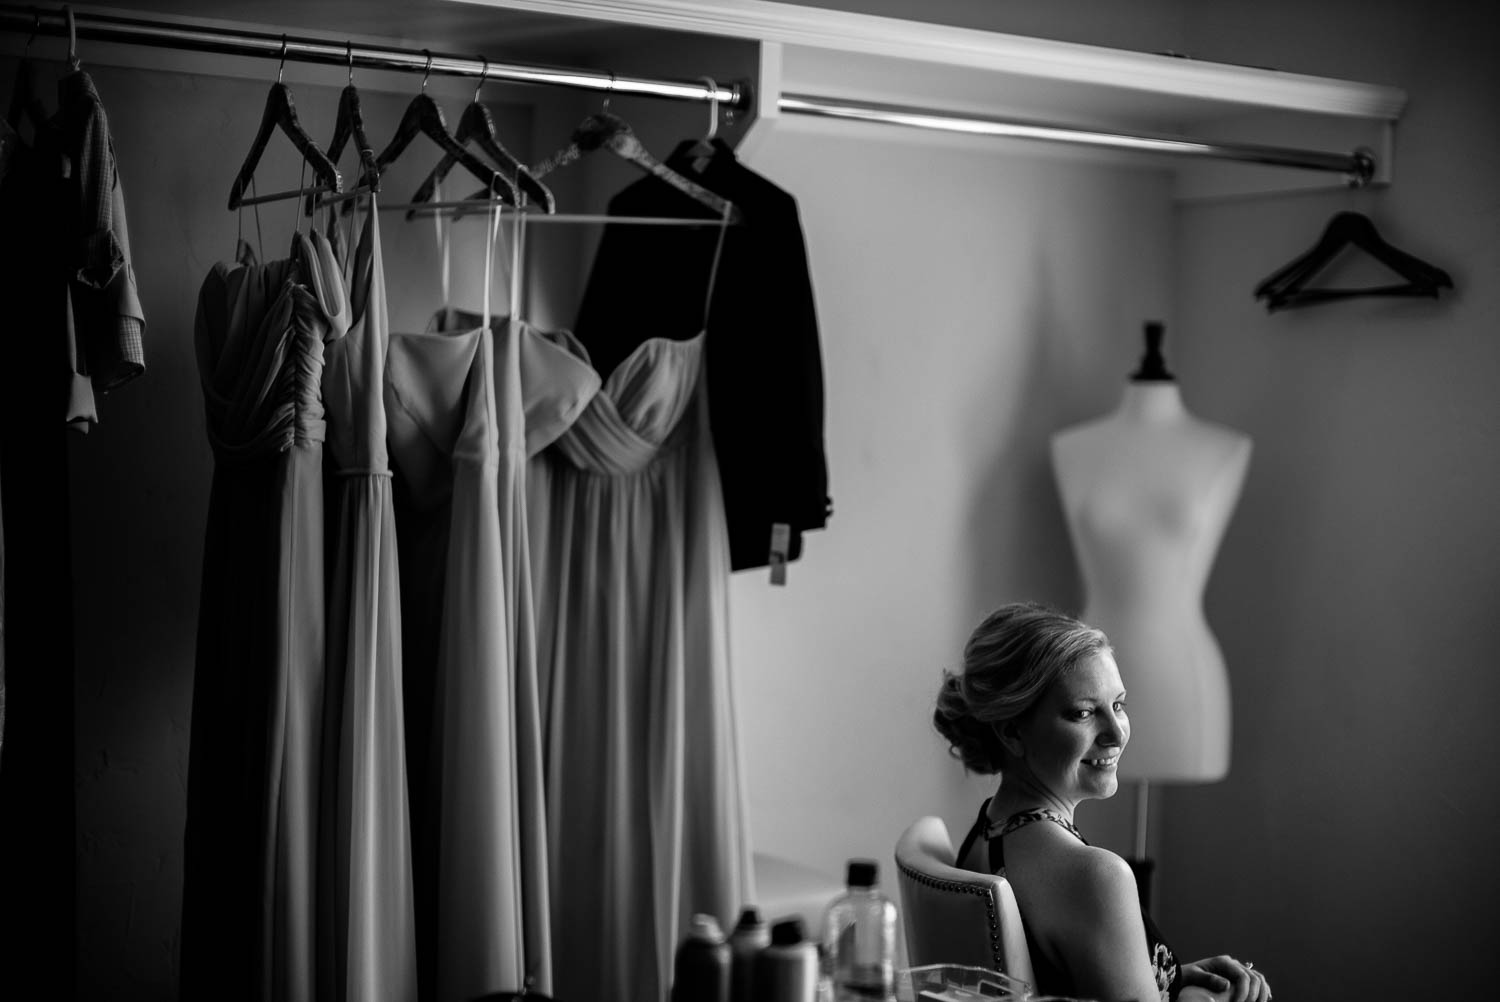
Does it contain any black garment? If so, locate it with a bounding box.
[957,799,1181,1001]
[0,74,78,1000]
[573,137,830,571]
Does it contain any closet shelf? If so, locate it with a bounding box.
[455,0,1407,199]
[2,1,1408,199]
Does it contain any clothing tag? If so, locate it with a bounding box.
[768,523,790,586]
[691,154,712,174]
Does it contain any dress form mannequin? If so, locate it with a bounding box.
[1050,323,1251,782]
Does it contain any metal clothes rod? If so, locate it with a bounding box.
[0,4,749,111]
[780,93,1376,185]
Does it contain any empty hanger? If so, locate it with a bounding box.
[1254,211,1453,312]
[408,57,554,216]
[370,51,519,207]
[226,37,342,210]
[530,80,740,223]
[677,76,723,174]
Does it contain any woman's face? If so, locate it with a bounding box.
[1015,651,1130,806]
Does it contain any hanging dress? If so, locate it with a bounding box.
[316,204,418,1002]
[385,208,568,1001]
[182,231,346,1002]
[526,217,753,1002]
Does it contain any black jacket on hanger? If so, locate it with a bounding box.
[573,137,831,572]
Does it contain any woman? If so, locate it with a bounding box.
[933,602,1272,1002]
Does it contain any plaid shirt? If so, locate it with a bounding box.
[55,68,146,430]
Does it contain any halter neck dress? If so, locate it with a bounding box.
[318,206,417,1002]
[957,799,1181,1002]
[384,287,589,1000]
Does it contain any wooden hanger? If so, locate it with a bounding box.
[371,52,519,207]
[1254,211,1453,312]
[531,109,741,223]
[226,38,341,210]
[407,58,554,216]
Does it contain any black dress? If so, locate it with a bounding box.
[956,799,1182,1001]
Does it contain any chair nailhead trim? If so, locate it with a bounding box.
[896,858,1004,972]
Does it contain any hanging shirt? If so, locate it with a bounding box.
[54,67,146,430]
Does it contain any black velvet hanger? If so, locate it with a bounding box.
[1253,211,1453,312]
[372,53,520,208]
[327,63,380,193]
[408,59,554,216]
[532,110,740,223]
[226,39,342,210]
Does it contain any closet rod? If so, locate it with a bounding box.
[780,93,1376,185]
[0,5,749,111]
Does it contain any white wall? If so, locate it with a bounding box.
[1158,3,1500,999]
[730,120,1176,884]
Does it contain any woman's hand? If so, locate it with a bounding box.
[1179,955,1271,1002]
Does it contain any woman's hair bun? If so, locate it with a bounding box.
[932,671,1004,774]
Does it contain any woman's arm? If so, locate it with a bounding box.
[1050,847,1164,1002]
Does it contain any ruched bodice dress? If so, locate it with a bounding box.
[526,329,752,1002]
[318,209,417,1002]
[385,306,585,1001]
[183,232,346,1002]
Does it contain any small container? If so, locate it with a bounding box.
[672,913,731,1002]
[821,859,899,1002]
[728,906,772,1002]
[754,917,819,1002]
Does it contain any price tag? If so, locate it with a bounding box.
[768,522,790,586]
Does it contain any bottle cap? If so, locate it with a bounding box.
[846,859,879,888]
[770,918,806,946]
[688,913,726,943]
[734,906,765,930]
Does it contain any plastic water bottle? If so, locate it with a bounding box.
[820,859,899,1002]
[672,914,731,1002]
[728,907,771,1002]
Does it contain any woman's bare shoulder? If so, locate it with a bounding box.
[1061,846,1139,910]
[1016,832,1137,911]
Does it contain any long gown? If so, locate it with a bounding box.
[183,232,346,1002]
[386,299,580,1000]
[317,207,418,1002]
[526,326,753,1002]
